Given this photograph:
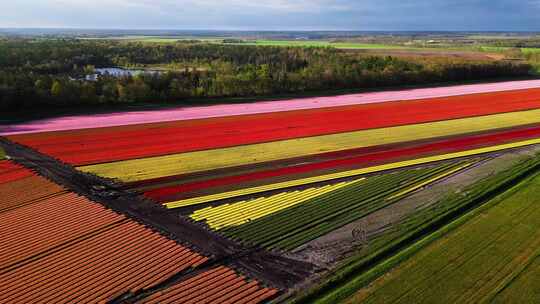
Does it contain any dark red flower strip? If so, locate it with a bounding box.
[145,124,540,202]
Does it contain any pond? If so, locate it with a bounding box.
[86,67,162,80]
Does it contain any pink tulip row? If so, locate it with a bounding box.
[3,79,540,135]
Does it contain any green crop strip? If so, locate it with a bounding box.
[221,160,471,251]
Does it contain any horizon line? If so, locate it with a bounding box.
[1,27,540,33]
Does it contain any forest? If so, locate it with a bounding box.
[0,39,533,111]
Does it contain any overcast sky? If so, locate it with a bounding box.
[2,0,540,31]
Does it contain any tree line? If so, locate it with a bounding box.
[0,39,532,111]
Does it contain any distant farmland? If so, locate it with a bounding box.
[87,36,413,49]
[88,35,540,55]
[240,40,407,49]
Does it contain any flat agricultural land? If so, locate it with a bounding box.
[492,256,540,303]
[239,40,408,49]
[345,170,540,304]
[87,36,409,49]
[3,79,540,303]
[350,48,504,60]
[84,35,535,58]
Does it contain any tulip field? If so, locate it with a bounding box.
[7,80,540,233]
[4,79,540,303]
[0,160,277,303]
[191,160,476,250]
[72,107,540,182]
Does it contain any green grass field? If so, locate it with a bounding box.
[84,36,418,49]
[84,35,540,58]
[522,48,540,54]
[82,35,540,56]
[479,46,540,54]
[83,36,222,43]
[492,256,540,303]
[241,40,408,49]
[345,168,540,303]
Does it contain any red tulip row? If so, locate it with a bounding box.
[9,87,540,166]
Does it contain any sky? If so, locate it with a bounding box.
[2,0,540,31]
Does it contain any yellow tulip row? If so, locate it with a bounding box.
[189,160,476,232]
[166,174,368,209]
[190,180,361,230]
[165,137,540,209]
[79,108,540,182]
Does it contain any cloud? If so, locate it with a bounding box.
[0,0,539,30]
[48,0,352,13]
[202,0,352,12]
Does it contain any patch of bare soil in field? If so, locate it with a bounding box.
[347,49,504,61]
[287,144,540,269]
